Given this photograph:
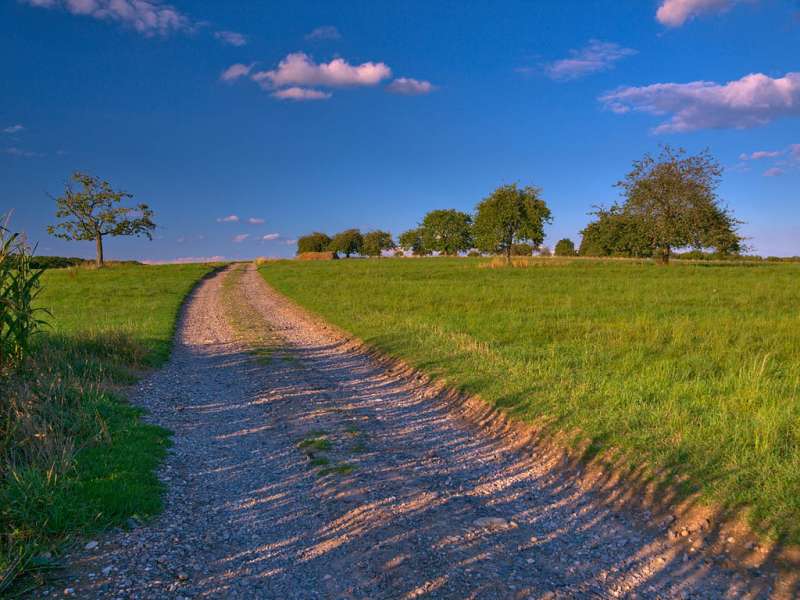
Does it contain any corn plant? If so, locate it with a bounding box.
[0,216,49,372]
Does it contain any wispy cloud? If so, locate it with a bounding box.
[600,72,800,133]
[21,0,192,36]
[387,77,435,95]
[247,217,265,224]
[217,214,239,223]
[262,233,280,241]
[252,52,391,89]
[232,233,250,243]
[764,167,784,177]
[304,25,341,41]
[656,0,751,27]
[2,124,24,134]
[739,150,782,160]
[214,30,247,47]
[3,147,43,158]
[220,63,255,83]
[544,40,636,81]
[272,87,331,101]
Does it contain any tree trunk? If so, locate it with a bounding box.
[505,246,512,265]
[95,234,104,267]
[658,245,670,265]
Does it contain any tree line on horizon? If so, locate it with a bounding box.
[299,146,745,265]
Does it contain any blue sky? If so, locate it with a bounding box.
[2,0,799,260]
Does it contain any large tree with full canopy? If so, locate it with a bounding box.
[473,184,552,264]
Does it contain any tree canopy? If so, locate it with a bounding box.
[362,230,395,256]
[297,232,332,254]
[613,146,742,263]
[473,184,552,263]
[47,172,155,267]
[419,209,473,255]
[398,228,429,256]
[329,229,364,257]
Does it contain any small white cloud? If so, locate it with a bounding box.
[656,0,749,27]
[764,167,784,177]
[545,40,637,81]
[214,30,247,46]
[217,214,240,223]
[272,87,331,101]
[304,25,341,41]
[262,233,280,241]
[247,217,265,224]
[600,72,800,133]
[387,77,435,95]
[2,124,24,134]
[284,239,297,245]
[252,52,391,89]
[740,150,783,160]
[232,233,250,243]
[220,63,255,82]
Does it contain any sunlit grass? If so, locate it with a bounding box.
[261,257,800,543]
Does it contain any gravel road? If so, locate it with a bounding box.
[37,265,784,599]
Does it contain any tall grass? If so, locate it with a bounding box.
[0,263,213,594]
[261,257,800,543]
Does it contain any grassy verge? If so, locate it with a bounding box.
[260,257,800,544]
[0,263,214,594]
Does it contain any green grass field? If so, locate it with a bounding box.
[1,263,213,593]
[260,257,800,543]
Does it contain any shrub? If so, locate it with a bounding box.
[537,245,552,257]
[467,250,481,257]
[511,243,534,256]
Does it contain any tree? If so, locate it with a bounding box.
[473,184,552,264]
[419,209,473,255]
[511,243,534,256]
[297,232,331,254]
[614,146,742,264]
[398,228,429,256]
[362,230,395,257]
[47,172,155,267]
[554,238,577,256]
[329,229,364,257]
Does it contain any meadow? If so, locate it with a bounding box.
[0,263,213,593]
[261,257,800,544]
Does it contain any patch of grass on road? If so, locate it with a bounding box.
[260,257,800,543]
[1,263,213,593]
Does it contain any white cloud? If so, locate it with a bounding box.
[284,239,297,245]
[21,0,192,36]
[214,30,247,47]
[544,40,636,81]
[3,147,43,158]
[252,52,391,89]
[220,63,254,82]
[656,0,750,27]
[232,233,250,243]
[790,144,800,159]
[304,25,341,41]
[262,233,280,241]
[2,124,24,134]
[247,217,265,224]
[764,167,784,177]
[387,77,435,95]
[600,72,800,133]
[272,87,331,101]
[739,150,782,160]
[217,214,239,223]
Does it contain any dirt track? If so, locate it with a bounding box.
[38,265,784,599]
